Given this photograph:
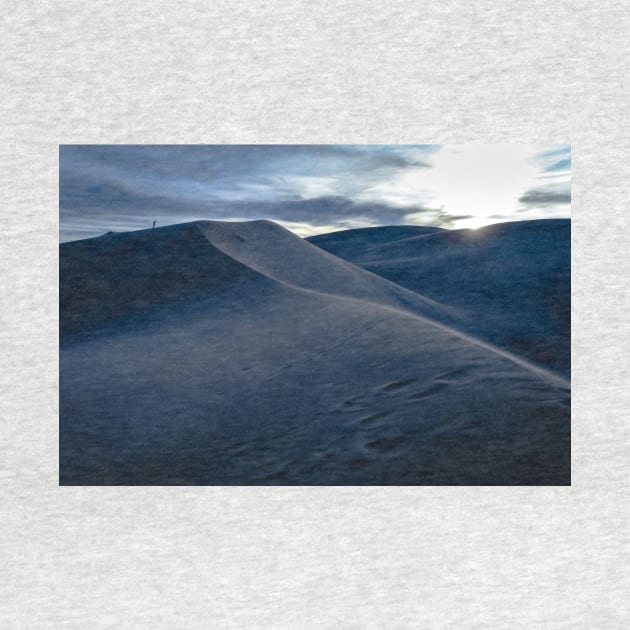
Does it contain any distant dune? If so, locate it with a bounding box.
[306,225,444,260]
[309,219,570,376]
[60,220,570,485]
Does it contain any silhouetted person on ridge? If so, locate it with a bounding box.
[152,220,157,228]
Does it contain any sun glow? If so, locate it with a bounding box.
[423,145,540,220]
[452,216,504,230]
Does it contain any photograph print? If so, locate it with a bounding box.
[59,144,571,485]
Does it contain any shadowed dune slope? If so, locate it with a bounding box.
[60,220,570,485]
[60,223,267,337]
[308,219,570,376]
[61,220,458,339]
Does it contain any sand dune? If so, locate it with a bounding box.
[309,219,570,375]
[61,220,452,339]
[60,220,570,485]
[306,225,444,260]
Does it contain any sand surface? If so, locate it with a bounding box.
[60,220,570,484]
[309,219,570,375]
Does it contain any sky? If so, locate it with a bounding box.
[59,144,570,241]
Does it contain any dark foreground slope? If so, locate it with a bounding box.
[60,220,570,485]
[309,219,570,376]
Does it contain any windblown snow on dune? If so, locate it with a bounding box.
[60,220,570,485]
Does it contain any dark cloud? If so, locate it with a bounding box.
[60,144,432,193]
[518,189,571,206]
[59,145,439,240]
[240,196,411,226]
[60,195,420,240]
[59,146,435,201]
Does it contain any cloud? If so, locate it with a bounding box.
[60,144,571,241]
[518,189,571,206]
[59,145,442,239]
[60,143,438,209]
[546,157,571,172]
[61,144,434,196]
[516,146,570,215]
[532,145,571,167]
[59,194,424,241]
[404,207,474,229]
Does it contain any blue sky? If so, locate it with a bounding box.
[59,144,570,241]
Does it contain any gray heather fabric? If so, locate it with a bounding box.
[2,1,629,627]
